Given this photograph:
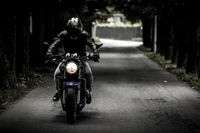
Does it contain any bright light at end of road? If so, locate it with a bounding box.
[99,39,143,48]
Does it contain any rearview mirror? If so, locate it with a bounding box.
[96,43,103,49]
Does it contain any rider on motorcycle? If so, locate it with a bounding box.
[46,17,100,104]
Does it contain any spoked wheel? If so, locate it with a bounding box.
[65,87,77,123]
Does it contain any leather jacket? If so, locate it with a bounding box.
[46,30,97,58]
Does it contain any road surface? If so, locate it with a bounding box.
[0,39,200,133]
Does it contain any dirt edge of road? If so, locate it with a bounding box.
[0,67,55,115]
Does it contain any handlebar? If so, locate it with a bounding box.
[45,43,103,64]
[45,53,65,64]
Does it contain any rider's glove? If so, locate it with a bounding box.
[45,54,55,64]
[92,51,100,62]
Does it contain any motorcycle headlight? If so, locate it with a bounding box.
[66,61,78,74]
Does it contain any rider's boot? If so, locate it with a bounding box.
[53,92,59,101]
[53,89,60,101]
[86,90,92,104]
[84,66,93,104]
[53,79,61,101]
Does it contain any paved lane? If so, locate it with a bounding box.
[0,39,200,133]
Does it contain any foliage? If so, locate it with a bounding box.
[111,0,157,22]
[59,0,114,22]
[0,70,45,107]
[93,36,101,42]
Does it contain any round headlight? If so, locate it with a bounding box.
[66,61,78,74]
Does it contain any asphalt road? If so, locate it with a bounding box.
[0,39,200,133]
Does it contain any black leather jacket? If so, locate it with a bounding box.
[46,30,97,58]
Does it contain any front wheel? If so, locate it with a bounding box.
[65,87,77,123]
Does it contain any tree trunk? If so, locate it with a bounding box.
[16,10,30,75]
[141,18,151,48]
[30,8,45,68]
[156,15,162,53]
[0,13,17,89]
[164,16,173,60]
[171,20,179,64]
[153,15,157,53]
[43,8,54,60]
[150,19,154,52]
[197,21,200,79]
[176,19,187,68]
[186,20,198,73]
[158,13,166,56]
[52,7,63,37]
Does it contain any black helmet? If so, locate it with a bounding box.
[66,17,83,37]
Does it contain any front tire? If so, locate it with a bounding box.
[65,87,77,123]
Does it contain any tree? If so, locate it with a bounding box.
[16,9,30,75]
[0,11,17,89]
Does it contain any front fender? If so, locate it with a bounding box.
[66,81,76,86]
[65,81,81,88]
[65,81,81,104]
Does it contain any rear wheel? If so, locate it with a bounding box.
[65,87,77,123]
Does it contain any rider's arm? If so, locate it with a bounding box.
[83,31,97,51]
[82,31,100,62]
[46,31,66,58]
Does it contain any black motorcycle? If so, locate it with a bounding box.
[45,43,103,123]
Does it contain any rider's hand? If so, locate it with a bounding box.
[92,51,100,62]
[45,54,55,64]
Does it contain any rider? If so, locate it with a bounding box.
[46,17,100,104]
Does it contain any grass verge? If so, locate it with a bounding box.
[138,45,200,92]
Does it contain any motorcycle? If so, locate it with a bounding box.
[45,43,103,123]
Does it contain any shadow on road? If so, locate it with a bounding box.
[52,108,101,125]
